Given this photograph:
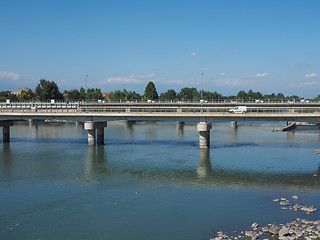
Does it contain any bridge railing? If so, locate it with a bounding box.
[1,102,320,114]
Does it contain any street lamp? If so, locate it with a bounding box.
[200,72,203,114]
[85,74,88,112]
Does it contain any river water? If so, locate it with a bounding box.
[1,121,320,240]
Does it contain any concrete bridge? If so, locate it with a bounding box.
[1,101,320,148]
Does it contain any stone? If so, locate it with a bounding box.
[245,231,258,240]
[280,200,290,206]
[293,204,301,211]
[292,195,298,200]
[269,224,280,235]
[279,226,289,237]
[251,222,259,229]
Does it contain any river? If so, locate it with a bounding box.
[1,121,320,240]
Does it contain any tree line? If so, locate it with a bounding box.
[0,79,319,102]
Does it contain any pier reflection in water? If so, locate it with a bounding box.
[197,149,211,178]
[85,145,108,176]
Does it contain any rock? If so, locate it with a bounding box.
[245,231,257,240]
[279,226,289,237]
[216,231,223,237]
[261,227,269,233]
[273,199,280,202]
[294,230,303,238]
[280,200,290,206]
[269,224,280,235]
[293,204,301,211]
[300,205,317,214]
[292,195,298,200]
[251,222,259,229]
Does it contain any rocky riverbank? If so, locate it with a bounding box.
[211,195,319,240]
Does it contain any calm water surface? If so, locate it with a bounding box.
[1,121,320,240]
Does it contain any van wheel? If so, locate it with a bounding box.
[243,111,246,113]
[230,111,234,114]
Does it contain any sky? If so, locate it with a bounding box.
[0,0,319,98]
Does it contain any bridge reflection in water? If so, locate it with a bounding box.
[83,145,320,189]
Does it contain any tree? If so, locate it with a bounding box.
[177,87,199,101]
[126,90,141,101]
[79,87,86,100]
[144,82,158,100]
[17,90,37,102]
[202,91,223,100]
[35,79,63,100]
[87,88,103,100]
[0,91,17,102]
[67,89,81,100]
[159,89,177,101]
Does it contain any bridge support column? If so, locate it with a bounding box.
[84,121,107,146]
[0,120,14,143]
[176,121,185,135]
[125,120,135,132]
[197,122,212,149]
[97,128,104,145]
[231,121,237,128]
[88,129,96,146]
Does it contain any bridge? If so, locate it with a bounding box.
[1,101,320,148]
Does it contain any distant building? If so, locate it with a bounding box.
[102,92,109,99]
[11,88,36,95]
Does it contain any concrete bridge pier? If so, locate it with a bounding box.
[197,122,212,149]
[231,121,237,128]
[84,121,107,146]
[125,120,135,132]
[176,121,185,136]
[0,120,14,143]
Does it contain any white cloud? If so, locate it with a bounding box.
[295,62,312,68]
[105,74,155,84]
[246,73,268,78]
[190,52,197,56]
[305,73,317,78]
[214,79,248,87]
[219,72,226,76]
[300,81,318,86]
[0,71,20,80]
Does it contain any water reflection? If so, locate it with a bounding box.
[197,149,212,178]
[230,125,238,142]
[1,143,12,176]
[125,121,135,133]
[287,132,295,143]
[85,146,109,176]
[176,121,185,136]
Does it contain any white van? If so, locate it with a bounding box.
[228,106,247,114]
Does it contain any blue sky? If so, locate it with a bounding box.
[0,0,319,97]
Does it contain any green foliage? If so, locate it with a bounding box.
[144,82,158,100]
[35,79,63,100]
[159,89,177,101]
[177,87,200,101]
[108,89,141,101]
[67,89,81,100]
[0,91,17,102]
[79,87,86,100]
[87,88,103,100]
[17,90,37,102]
[236,90,263,100]
[202,91,223,100]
